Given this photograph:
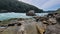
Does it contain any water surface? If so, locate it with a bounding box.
[0,13,48,21]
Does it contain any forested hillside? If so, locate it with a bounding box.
[0,0,43,13]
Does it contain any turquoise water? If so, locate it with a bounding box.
[0,13,48,21]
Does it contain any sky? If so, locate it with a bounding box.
[18,0,60,11]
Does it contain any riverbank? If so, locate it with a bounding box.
[0,12,60,34]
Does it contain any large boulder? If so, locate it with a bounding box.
[26,10,36,16]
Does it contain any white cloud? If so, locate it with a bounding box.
[18,0,32,4]
[18,0,49,8]
[18,0,60,10]
[40,0,60,10]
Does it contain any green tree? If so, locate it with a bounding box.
[0,0,43,13]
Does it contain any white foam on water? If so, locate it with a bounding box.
[0,13,48,21]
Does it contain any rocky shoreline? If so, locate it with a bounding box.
[0,13,60,34]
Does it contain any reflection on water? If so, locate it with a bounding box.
[0,13,48,21]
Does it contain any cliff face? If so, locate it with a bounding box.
[0,0,43,13]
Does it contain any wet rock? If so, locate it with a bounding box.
[17,23,22,26]
[8,24,15,26]
[47,13,54,17]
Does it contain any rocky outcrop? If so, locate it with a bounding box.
[0,20,46,34]
[45,23,60,34]
[0,13,60,34]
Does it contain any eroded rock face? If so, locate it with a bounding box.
[44,16,60,34]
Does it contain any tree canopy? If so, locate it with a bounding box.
[0,0,43,13]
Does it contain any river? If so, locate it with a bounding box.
[0,13,48,21]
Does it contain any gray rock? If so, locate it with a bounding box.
[26,10,36,16]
